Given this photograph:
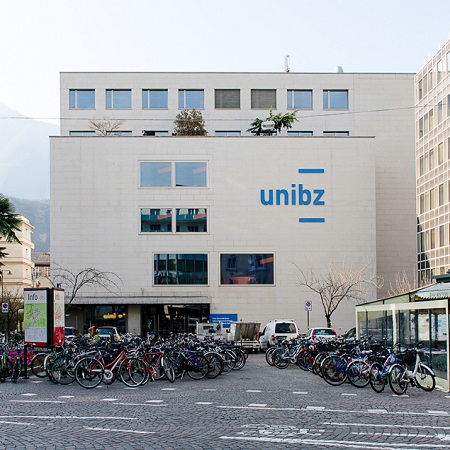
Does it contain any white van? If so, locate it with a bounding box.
[258,319,299,349]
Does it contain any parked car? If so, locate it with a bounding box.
[64,327,81,340]
[258,319,299,349]
[90,326,122,341]
[341,327,356,340]
[306,327,337,340]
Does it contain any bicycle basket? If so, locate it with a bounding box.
[401,350,416,367]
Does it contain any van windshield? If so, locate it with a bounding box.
[275,323,296,333]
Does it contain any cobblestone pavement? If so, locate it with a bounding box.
[0,353,449,449]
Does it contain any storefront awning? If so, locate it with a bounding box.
[68,296,211,305]
[415,283,450,300]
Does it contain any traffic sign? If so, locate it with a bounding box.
[305,300,312,311]
[2,302,8,313]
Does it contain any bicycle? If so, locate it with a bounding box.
[388,342,436,395]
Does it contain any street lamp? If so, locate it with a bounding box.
[1,269,12,340]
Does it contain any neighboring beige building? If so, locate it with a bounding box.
[51,71,416,336]
[416,38,450,282]
[0,215,34,295]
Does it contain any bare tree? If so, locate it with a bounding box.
[387,269,431,297]
[45,265,123,305]
[89,118,126,136]
[291,259,382,328]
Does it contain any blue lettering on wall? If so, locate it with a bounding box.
[260,168,326,222]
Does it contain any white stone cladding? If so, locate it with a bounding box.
[52,71,416,334]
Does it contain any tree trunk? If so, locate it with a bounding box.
[326,315,332,328]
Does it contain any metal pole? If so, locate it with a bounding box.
[1,270,5,341]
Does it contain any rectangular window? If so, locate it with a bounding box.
[419,156,425,175]
[429,108,434,130]
[141,208,173,232]
[251,89,277,109]
[220,253,274,285]
[106,89,132,109]
[437,60,443,83]
[430,228,436,249]
[69,131,97,136]
[175,162,207,187]
[287,90,312,109]
[439,183,445,206]
[154,254,208,285]
[215,89,240,109]
[107,130,132,136]
[418,117,424,138]
[69,89,95,109]
[419,193,425,214]
[438,101,443,123]
[423,73,428,96]
[418,79,423,100]
[424,112,429,135]
[448,94,450,118]
[288,131,313,136]
[143,131,170,136]
[438,142,444,165]
[323,131,349,136]
[429,148,435,170]
[142,89,168,109]
[430,188,435,210]
[178,89,204,109]
[176,208,207,232]
[323,90,348,110]
[214,131,241,136]
[140,162,172,187]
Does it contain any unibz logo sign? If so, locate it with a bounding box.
[260,168,325,223]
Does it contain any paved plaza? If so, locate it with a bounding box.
[0,353,449,449]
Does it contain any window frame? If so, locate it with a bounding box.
[219,253,275,286]
[106,89,132,109]
[251,89,277,109]
[139,161,208,188]
[214,89,240,109]
[69,89,95,109]
[287,89,313,110]
[178,89,204,109]
[142,89,168,109]
[323,89,349,110]
[140,207,208,234]
[153,253,208,286]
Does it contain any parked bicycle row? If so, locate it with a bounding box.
[26,334,247,389]
[266,335,436,395]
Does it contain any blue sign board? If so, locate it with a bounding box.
[209,314,238,329]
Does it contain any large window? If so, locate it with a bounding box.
[251,89,277,109]
[141,208,207,233]
[215,89,240,109]
[142,89,168,109]
[154,254,208,285]
[140,162,172,187]
[140,162,207,187]
[220,253,274,285]
[69,89,95,109]
[178,89,204,109]
[106,89,132,109]
[323,90,348,110]
[323,131,349,136]
[175,162,207,187]
[287,90,312,109]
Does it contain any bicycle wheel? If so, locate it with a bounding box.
[415,364,436,392]
[312,352,327,377]
[389,364,408,395]
[187,355,209,380]
[0,358,7,382]
[50,355,76,385]
[322,354,347,386]
[369,362,387,393]
[30,352,47,378]
[75,356,104,389]
[11,359,20,383]
[347,360,370,388]
[232,348,246,370]
[221,350,236,372]
[265,347,277,366]
[204,352,224,379]
[273,349,290,369]
[161,356,176,383]
[119,358,147,387]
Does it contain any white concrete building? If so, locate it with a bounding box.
[51,71,416,336]
[416,39,450,282]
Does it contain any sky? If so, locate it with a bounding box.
[1,0,450,126]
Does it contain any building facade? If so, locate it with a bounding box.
[51,72,416,336]
[416,39,450,282]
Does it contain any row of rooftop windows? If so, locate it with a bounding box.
[69,130,350,137]
[69,88,349,111]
